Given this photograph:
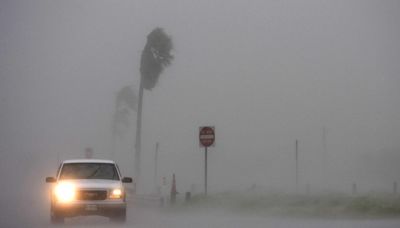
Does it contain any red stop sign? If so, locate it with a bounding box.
[199,126,215,147]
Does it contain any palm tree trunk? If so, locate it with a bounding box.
[135,77,144,179]
[111,124,116,160]
[111,104,118,160]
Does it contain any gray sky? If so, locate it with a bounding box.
[1,0,400,195]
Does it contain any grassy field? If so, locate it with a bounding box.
[173,192,400,217]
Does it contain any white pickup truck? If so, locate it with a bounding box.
[45,159,133,224]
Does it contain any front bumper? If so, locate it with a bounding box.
[52,201,126,217]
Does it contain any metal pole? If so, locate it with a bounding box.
[352,182,357,195]
[154,142,159,192]
[205,147,208,196]
[322,127,327,187]
[295,140,299,193]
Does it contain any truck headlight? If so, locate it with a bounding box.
[54,182,75,203]
[109,189,122,199]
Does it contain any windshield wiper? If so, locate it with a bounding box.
[86,166,101,179]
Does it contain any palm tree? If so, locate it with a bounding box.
[135,28,174,178]
[112,85,137,157]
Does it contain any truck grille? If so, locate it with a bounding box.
[76,190,107,200]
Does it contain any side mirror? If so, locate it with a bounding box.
[45,177,56,183]
[122,177,133,183]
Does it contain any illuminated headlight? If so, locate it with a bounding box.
[54,182,75,203]
[109,189,123,199]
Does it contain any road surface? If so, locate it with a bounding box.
[1,196,400,227]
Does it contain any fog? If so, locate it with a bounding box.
[1,0,400,227]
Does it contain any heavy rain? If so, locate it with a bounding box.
[1,0,400,227]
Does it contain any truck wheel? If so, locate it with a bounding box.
[50,205,64,224]
[51,212,64,224]
[110,209,126,223]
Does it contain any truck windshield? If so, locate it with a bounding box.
[59,163,119,180]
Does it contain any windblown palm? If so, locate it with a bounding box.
[135,28,173,177]
[112,86,137,157]
[113,86,137,138]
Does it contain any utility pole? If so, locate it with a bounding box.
[322,126,327,187]
[154,142,159,192]
[295,139,299,193]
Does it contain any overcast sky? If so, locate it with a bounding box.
[1,0,400,196]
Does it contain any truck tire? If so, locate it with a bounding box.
[51,211,64,224]
[50,204,64,224]
[110,208,126,223]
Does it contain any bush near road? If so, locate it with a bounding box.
[174,192,400,217]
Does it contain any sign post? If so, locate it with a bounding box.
[85,147,93,159]
[205,147,208,195]
[199,126,215,196]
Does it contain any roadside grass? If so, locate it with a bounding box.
[172,192,400,218]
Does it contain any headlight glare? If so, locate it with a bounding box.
[110,189,122,199]
[54,182,75,203]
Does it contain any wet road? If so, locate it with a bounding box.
[64,209,400,228]
[2,197,400,228]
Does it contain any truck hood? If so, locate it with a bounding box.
[57,179,122,190]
